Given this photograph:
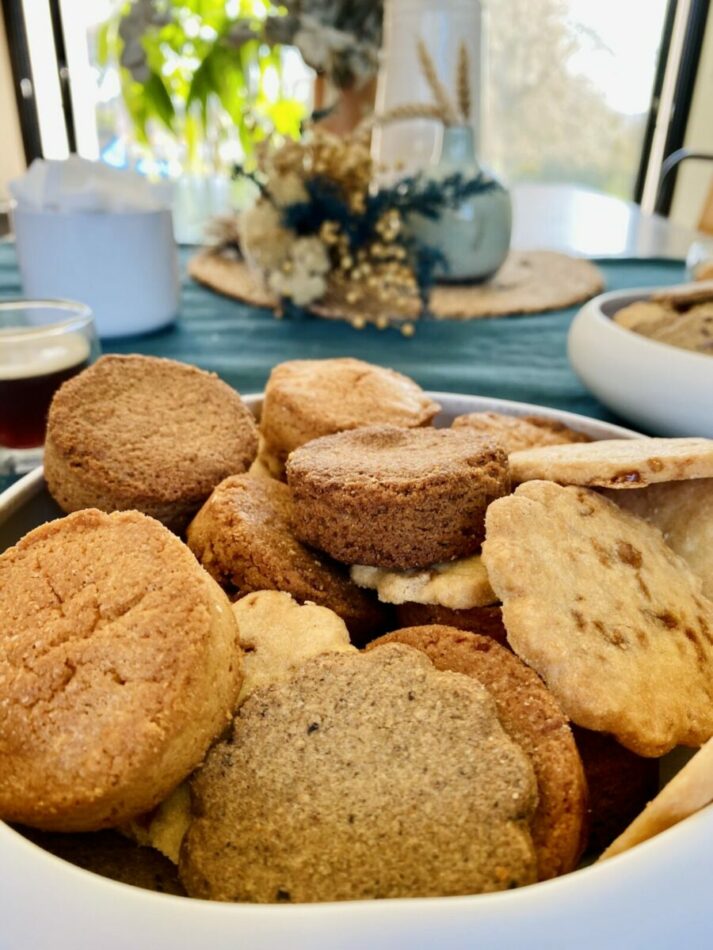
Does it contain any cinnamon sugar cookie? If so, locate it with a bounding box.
[287,425,509,569]
[259,358,439,477]
[0,509,241,831]
[483,481,713,756]
[368,625,587,880]
[186,474,386,642]
[45,355,258,532]
[180,646,537,902]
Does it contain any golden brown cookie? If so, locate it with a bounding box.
[452,411,590,454]
[602,479,713,599]
[368,625,587,880]
[350,555,497,609]
[0,509,242,831]
[186,474,386,642]
[259,357,440,477]
[509,438,713,489]
[572,726,659,854]
[180,646,538,902]
[287,425,510,569]
[394,602,509,646]
[44,354,258,532]
[483,481,713,756]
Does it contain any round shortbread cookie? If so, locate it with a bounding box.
[368,625,588,880]
[180,646,538,902]
[0,509,242,831]
[186,474,386,642]
[452,412,590,454]
[45,354,258,532]
[287,425,510,569]
[259,357,439,476]
[482,481,713,756]
[509,438,713,489]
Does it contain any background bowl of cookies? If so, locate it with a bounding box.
[3,355,713,948]
[568,281,713,437]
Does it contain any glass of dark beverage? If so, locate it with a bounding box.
[0,299,99,475]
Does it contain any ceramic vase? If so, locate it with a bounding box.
[409,124,511,282]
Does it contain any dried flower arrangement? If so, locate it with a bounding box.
[205,40,492,333]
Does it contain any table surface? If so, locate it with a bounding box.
[510,183,703,260]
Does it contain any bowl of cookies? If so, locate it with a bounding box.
[2,355,713,949]
[568,280,713,437]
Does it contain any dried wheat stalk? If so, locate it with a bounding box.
[417,40,459,125]
[456,42,470,121]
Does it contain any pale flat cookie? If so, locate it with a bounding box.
[233,590,356,701]
[350,555,497,609]
[482,481,713,756]
[123,783,192,865]
[602,479,713,599]
[452,412,590,454]
[509,439,713,489]
[651,279,713,309]
[613,300,672,332]
[600,738,713,860]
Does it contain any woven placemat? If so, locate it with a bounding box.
[189,249,604,321]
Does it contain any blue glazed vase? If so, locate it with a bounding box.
[409,124,512,282]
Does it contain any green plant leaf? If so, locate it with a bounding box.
[143,71,176,132]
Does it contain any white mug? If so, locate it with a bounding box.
[12,207,180,338]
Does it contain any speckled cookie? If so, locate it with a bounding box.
[351,555,497,609]
[483,481,713,756]
[452,411,590,454]
[394,602,509,646]
[0,509,242,831]
[44,354,258,532]
[287,425,510,569]
[509,438,713,489]
[367,626,587,880]
[602,478,713,598]
[186,474,386,642]
[180,646,538,902]
[259,357,440,477]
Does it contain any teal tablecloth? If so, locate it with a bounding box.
[0,241,684,494]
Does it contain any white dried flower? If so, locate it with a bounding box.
[291,236,330,275]
[240,201,292,271]
[268,268,327,307]
[268,172,309,208]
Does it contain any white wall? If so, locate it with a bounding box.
[670,7,713,229]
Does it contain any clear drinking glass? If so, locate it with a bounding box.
[0,299,100,475]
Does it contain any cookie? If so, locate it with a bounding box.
[367,626,587,880]
[233,590,356,701]
[186,474,386,642]
[452,411,590,454]
[20,827,186,895]
[602,479,713,598]
[394,602,509,646]
[350,555,497,609]
[482,481,713,756]
[287,425,510,569]
[180,646,538,902]
[0,509,242,831]
[44,354,258,532]
[259,357,440,477]
[651,279,713,309]
[509,439,713,489]
[572,726,659,854]
[601,737,713,861]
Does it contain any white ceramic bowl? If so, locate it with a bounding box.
[568,286,713,437]
[1,392,711,949]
